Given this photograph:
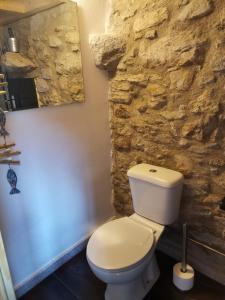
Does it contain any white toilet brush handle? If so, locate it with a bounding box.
[181,223,187,273]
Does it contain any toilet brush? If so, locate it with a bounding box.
[173,223,195,291]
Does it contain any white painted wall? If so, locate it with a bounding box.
[0,0,113,289]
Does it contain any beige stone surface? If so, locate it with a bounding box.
[169,68,195,91]
[133,7,168,33]
[1,52,36,74]
[89,34,126,73]
[90,0,225,255]
[177,0,214,21]
[1,2,84,106]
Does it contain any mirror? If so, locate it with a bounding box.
[0,1,84,111]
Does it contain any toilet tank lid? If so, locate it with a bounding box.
[127,164,184,188]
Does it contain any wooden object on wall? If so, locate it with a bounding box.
[0,0,68,26]
[0,150,21,158]
[0,159,20,165]
[0,143,20,165]
[0,231,16,300]
[0,143,15,150]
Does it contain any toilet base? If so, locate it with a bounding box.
[105,255,160,300]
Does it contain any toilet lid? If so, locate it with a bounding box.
[87,217,154,270]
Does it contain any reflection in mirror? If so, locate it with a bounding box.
[0,1,84,111]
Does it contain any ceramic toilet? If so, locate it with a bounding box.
[86,163,183,300]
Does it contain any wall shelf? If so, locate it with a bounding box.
[0,0,67,26]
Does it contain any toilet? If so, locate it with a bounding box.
[86,163,183,300]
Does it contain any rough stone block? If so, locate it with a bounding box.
[147,83,166,96]
[160,110,186,121]
[133,7,168,33]
[35,78,49,93]
[48,36,62,48]
[169,68,195,91]
[174,154,194,176]
[148,97,167,109]
[110,90,131,104]
[139,31,207,66]
[89,33,126,72]
[177,0,214,21]
[145,29,157,40]
[188,89,219,115]
[1,52,36,73]
[213,58,225,73]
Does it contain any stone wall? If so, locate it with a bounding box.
[2,1,84,107]
[90,0,225,256]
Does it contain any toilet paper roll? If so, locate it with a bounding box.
[173,262,194,291]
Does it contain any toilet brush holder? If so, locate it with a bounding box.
[173,223,195,291]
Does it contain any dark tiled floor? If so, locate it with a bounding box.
[20,251,225,300]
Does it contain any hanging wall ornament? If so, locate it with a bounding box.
[0,107,21,194]
[7,167,20,194]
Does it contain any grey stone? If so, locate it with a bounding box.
[179,0,190,6]
[65,31,79,44]
[49,36,62,48]
[181,114,216,141]
[145,29,157,40]
[170,68,195,91]
[160,110,186,120]
[41,68,53,80]
[174,154,194,176]
[213,58,225,73]
[114,73,148,87]
[178,47,205,66]
[35,78,49,93]
[115,106,130,119]
[181,119,202,139]
[1,52,36,73]
[110,90,131,104]
[138,104,148,113]
[56,53,82,75]
[188,90,219,115]
[198,72,216,86]
[114,136,131,151]
[139,31,207,66]
[177,0,214,21]
[89,33,126,72]
[133,7,169,33]
[148,97,167,109]
[147,83,166,96]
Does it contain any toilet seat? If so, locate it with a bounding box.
[87,217,154,271]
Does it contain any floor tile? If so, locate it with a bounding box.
[20,275,77,300]
[20,250,225,300]
[54,251,106,300]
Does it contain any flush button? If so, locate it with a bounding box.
[149,169,157,173]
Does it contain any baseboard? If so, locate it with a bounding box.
[157,227,225,286]
[15,234,89,298]
[15,216,116,298]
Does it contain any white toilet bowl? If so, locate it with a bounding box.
[87,164,183,300]
[86,214,164,300]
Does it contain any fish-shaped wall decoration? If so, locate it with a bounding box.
[0,108,9,137]
[7,168,20,194]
